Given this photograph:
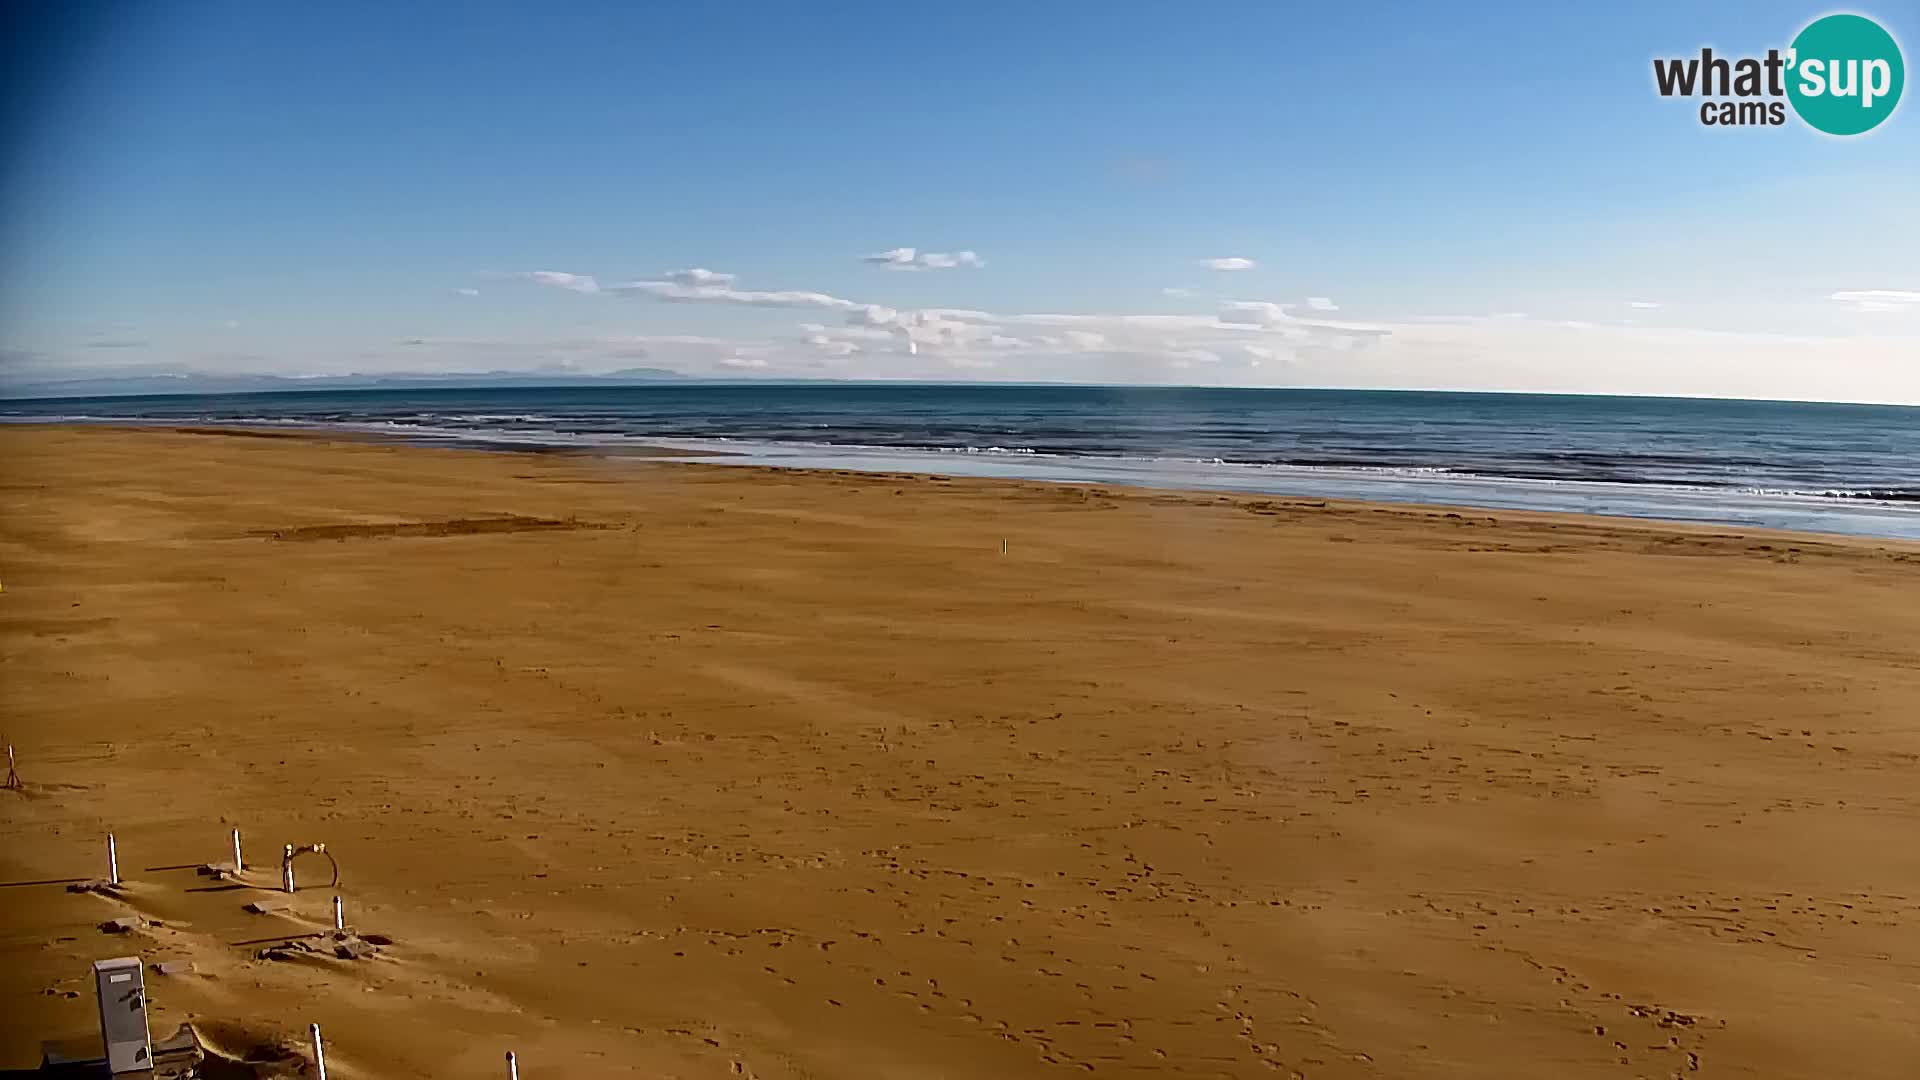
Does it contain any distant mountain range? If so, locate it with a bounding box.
[0,366,694,400]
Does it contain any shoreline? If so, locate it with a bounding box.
[5,424,1920,1078]
[15,420,1920,549]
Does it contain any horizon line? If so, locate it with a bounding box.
[4,377,1918,410]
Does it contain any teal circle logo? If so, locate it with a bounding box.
[1787,14,1904,135]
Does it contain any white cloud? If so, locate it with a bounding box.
[1832,289,1920,313]
[1162,287,1197,298]
[802,322,896,343]
[1218,301,1389,337]
[863,247,985,271]
[1220,301,1283,325]
[455,287,481,297]
[28,308,1920,401]
[499,265,1920,400]
[1200,257,1256,271]
[527,268,1361,373]
[523,271,601,294]
[922,251,984,270]
[559,269,1394,375]
[1629,301,1660,309]
[1305,296,1338,311]
[662,267,737,287]
[1345,315,1920,402]
[598,275,864,312]
[803,333,861,357]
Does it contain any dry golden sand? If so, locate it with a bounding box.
[3,425,1920,1079]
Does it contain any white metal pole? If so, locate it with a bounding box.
[333,894,344,931]
[507,1050,519,1080]
[107,834,119,885]
[283,844,295,893]
[310,1024,327,1080]
[231,828,243,871]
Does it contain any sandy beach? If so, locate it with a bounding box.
[3,423,1919,1079]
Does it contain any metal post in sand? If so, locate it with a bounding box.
[507,1050,519,1080]
[1000,538,1007,555]
[310,1024,327,1080]
[231,828,243,871]
[107,834,119,886]
[283,844,296,893]
[333,894,344,931]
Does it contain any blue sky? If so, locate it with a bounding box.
[2,1,1916,401]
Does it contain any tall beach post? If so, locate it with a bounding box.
[310,1024,327,1080]
[107,834,119,886]
[333,894,344,931]
[283,844,296,893]
[231,828,243,871]
[507,1050,519,1080]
